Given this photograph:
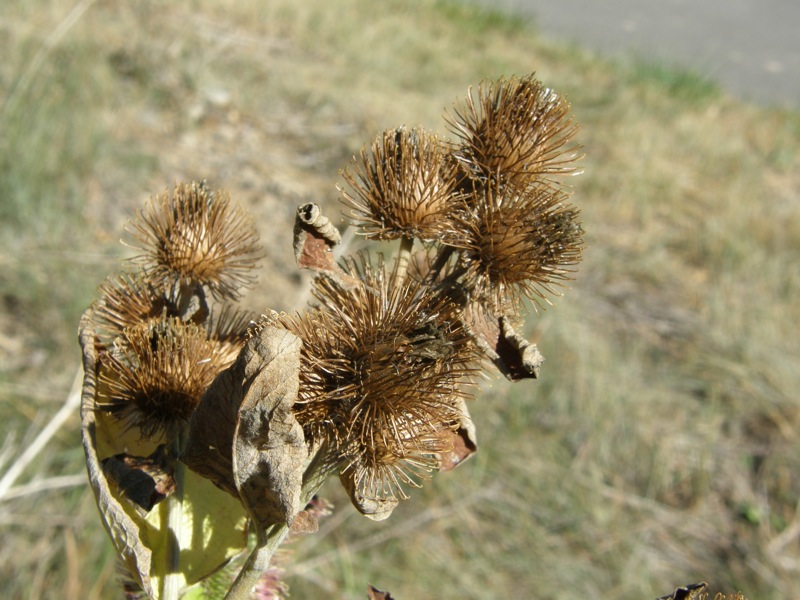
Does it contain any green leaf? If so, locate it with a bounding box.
[145,467,249,596]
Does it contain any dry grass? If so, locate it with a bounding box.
[1,0,798,598]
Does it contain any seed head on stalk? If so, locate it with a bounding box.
[340,126,463,243]
[126,181,264,301]
[274,253,478,503]
[447,73,582,190]
[98,317,239,440]
[446,179,584,310]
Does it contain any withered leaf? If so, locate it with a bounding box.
[79,309,155,597]
[102,446,176,512]
[232,324,308,530]
[184,321,309,532]
[437,398,477,472]
[293,203,361,288]
[293,202,341,273]
[83,309,249,598]
[290,495,333,535]
[655,582,708,600]
[182,357,243,498]
[289,509,320,535]
[340,471,399,521]
[367,584,396,600]
[464,305,544,381]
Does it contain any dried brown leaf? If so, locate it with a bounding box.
[182,359,244,498]
[232,324,308,529]
[79,309,155,597]
[293,203,341,271]
[464,305,544,380]
[367,585,396,600]
[437,398,477,472]
[656,582,708,600]
[289,509,320,535]
[102,446,176,512]
[184,323,309,530]
[339,470,399,521]
[293,203,362,293]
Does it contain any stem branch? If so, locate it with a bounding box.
[162,431,187,600]
[225,524,290,600]
[393,235,414,288]
[424,245,455,285]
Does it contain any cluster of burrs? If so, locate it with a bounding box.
[79,73,583,599]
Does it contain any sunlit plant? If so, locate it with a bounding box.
[79,73,584,599]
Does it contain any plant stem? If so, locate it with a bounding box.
[424,245,455,285]
[225,523,290,600]
[393,235,414,288]
[163,431,187,600]
[223,447,333,600]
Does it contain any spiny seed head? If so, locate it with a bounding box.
[206,304,254,340]
[98,317,236,439]
[340,127,462,242]
[126,181,264,300]
[275,254,478,501]
[447,74,582,190]
[448,181,584,309]
[93,272,174,346]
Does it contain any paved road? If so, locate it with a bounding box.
[474,0,800,108]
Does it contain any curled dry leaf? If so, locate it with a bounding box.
[293,202,342,274]
[655,582,708,600]
[289,495,333,535]
[464,304,544,381]
[293,202,361,288]
[79,310,155,596]
[181,358,242,498]
[81,309,250,598]
[232,325,308,529]
[367,584,397,600]
[437,398,478,472]
[184,323,308,530]
[500,316,544,378]
[339,471,399,522]
[102,446,176,512]
[289,509,321,535]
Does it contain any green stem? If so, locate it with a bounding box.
[162,432,187,600]
[224,523,290,600]
[224,447,334,600]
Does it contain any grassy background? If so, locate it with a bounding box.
[1,0,799,598]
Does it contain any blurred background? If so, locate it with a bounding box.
[1,1,798,598]
[483,0,800,108]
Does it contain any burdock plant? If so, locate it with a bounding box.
[79,73,583,599]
